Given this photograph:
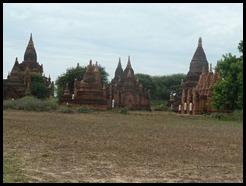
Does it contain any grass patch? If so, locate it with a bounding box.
[3,152,28,183]
[3,96,58,112]
[211,110,243,122]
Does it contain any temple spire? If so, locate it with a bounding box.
[24,33,37,62]
[127,55,131,67]
[29,33,33,45]
[118,57,122,68]
[198,37,202,47]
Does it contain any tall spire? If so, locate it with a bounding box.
[186,37,209,87]
[29,33,33,46]
[117,57,122,68]
[24,33,37,62]
[114,57,123,80]
[127,55,131,67]
[198,37,202,47]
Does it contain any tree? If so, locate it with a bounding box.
[55,64,109,99]
[212,40,243,111]
[151,73,186,100]
[135,73,186,101]
[30,73,51,99]
[135,73,156,97]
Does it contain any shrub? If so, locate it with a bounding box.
[14,96,44,111]
[211,110,243,122]
[119,107,128,115]
[58,107,74,113]
[77,106,91,113]
[3,96,58,112]
[232,110,243,121]
[43,97,58,111]
[3,99,17,110]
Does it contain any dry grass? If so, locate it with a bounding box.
[3,110,243,183]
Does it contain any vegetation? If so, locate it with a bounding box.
[212,40,243,111]
[150,100,169,111]
[3,94,242,122]
[77,106,92,113]
[3,152,28,183]
[136,73,186,101]
[30,73,53,99]
[3,96,58,111]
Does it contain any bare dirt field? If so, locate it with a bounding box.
[3,110,243,183]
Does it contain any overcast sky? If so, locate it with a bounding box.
[3,3,243,82]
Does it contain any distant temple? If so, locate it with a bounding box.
[170,37,220,115]
[108,56,151,110]
[3,34,53,100]
[59,56,151,110]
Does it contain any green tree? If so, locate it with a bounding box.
[212,40,243,111]
[30,73,51,99]
[56,64,109,99]
[152,73,186,100]
[135,73,156,97]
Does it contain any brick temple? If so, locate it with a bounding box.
[59,57,151,110]
[108,56,151,110]
[3,34,53,100]
[60,60,108,110]
[170,37,220,115]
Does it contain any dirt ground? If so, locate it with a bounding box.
[3,110,243,183]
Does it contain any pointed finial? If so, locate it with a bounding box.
[89,59,92,66]
[198,37,202,47]
[127,55,131,67]
[28,33,34,47]
[94,61,99,72]
[77,63,79,68]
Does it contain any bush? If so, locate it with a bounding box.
[232,110,243,121]
[119,107,128,115]
[3,96,58,111]
[151,100,169,111]
[58,107,74,113]
[211,110,243,122]
[14,96,44,111]
[43,97,58,110]
[3,99,17,110]
[77,106,91,113]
